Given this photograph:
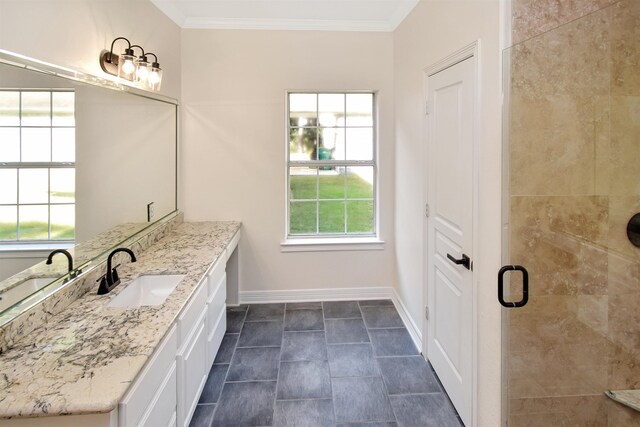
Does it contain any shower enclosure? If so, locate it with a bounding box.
[502,0,640,425]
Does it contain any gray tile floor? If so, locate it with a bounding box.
[190,300,464,427]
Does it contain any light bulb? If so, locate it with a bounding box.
[147,64,162,91]
[117,51,137,81]
[148,70,160,85]
[122,59,135,75]
[136,64,149,82]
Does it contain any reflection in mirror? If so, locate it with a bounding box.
[0,52,177,315]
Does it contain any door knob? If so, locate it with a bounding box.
[446,253,471,270]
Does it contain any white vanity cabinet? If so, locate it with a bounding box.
[176,283,208,427]
[116,250,229,427]
[119,326,178,427]
[205,250,227,368]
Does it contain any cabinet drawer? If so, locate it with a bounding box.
[206,274,226,323]
[177,283,207,348]
[206,304,226,367]
[177,309,207,427]
[119,326,177,427]
[206,253,226,297]
[138,362,177,427]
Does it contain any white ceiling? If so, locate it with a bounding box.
[150,0,419,32]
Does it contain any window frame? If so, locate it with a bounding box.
[284,90,379,243]
[0,89,76,245]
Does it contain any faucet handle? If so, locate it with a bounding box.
[111,264,121,284]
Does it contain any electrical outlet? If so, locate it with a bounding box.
[147,202,154,222]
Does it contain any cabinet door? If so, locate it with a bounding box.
[138,362,177,427]
[119,326,177,427]
[206,273,227,367]
[176,310,207,427]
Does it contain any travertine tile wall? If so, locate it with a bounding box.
[507,0,640,425]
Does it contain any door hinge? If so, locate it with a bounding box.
[425,203,430,218]
[425,100,429,115]
[425,306,429,320]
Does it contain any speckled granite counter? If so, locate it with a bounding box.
[0,221,241,419]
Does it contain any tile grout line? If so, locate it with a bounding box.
[272,304,286,425]
[322,301,339,426]
[210,305,249,425]
[360,300,399,425]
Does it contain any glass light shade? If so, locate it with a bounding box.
[135,60,150,85]
[117,53,136,81]
[147,66,163,91]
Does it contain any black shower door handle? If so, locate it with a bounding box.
[498,265,528,308]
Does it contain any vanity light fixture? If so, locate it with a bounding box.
[99,37,163,91]
[145,53,163,91]
[131,45,149,84]
[99,37,136,81]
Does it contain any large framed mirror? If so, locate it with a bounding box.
[0,50,178,316]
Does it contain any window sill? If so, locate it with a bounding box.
[281,237,384,252]
[0,242,74,258]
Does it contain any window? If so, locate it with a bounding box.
[287,92,376,238]
[0,90,75,243]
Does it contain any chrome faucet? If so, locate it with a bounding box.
[46,249,74,276]
[97,248,137,295]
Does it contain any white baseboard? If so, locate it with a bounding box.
[391,289,423,352]
[239,286,424,353]
[240,286,394,304]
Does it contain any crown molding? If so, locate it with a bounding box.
[182,17,394,32]
[388,0,419,30]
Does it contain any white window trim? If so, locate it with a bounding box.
[281,236,384,252]
[0,241,74,258]
[284,90,379,246]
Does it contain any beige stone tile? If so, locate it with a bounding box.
[576,295,608,336]
[510,10,610,99]
[609,96,640,197]
[507,8,612,196]
[608,342,640,390]
[594,98,612,196]
[606,398,640,426]
[607,196,640,259]
[608,292,640,356]
[510,395,607,426]
[607,252,640,295]
[511,0,617,45]
[509,94,609,195]
[509,196,609,295]
[509,93,609,195]
[610,0,640,96]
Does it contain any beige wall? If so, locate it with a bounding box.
[393,0,503,425]
[180,29,396,295]
[0,0,182,99]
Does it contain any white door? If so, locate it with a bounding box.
[425,56,474,426]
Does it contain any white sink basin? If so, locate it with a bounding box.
[0,277,58,311]
[107,274,185,308]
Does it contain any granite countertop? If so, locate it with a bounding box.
[0,221,241,419]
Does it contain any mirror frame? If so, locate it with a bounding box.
[0,49,179,323]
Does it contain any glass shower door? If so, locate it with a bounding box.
[502,1,640,425]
